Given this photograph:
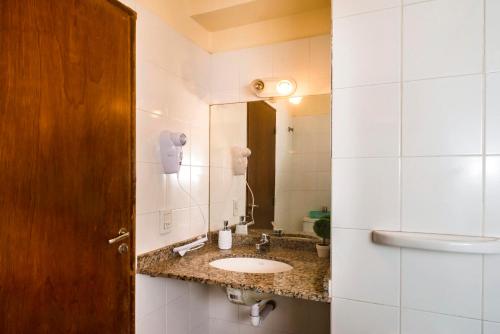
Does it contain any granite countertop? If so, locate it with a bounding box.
[137,233,331,303]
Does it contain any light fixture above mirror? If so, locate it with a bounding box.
[250,78,297,98]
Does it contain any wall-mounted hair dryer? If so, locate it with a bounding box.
[231,146,251,176]
[160,130,187,174]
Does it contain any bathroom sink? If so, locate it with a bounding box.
[209,257,293,274]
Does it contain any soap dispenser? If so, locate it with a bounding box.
[218,220,232,250]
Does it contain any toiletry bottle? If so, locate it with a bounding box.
[235,216,248,235]
[218,220,232,250]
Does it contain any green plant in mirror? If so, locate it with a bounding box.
[313,218,330,246]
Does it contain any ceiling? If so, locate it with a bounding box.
[188,0,331,32]
[135,0,331,53]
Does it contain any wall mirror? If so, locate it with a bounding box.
[209,94,331,237]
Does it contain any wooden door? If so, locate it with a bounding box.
[247,101,276,230]
[0,0,136,333]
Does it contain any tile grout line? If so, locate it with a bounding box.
[336,296,500,323]
[334,71,485,91]
[333,0,440,21]
[481,0,487,332]
[399,1,404,332]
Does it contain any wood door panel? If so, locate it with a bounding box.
[247,101,276,230]
[0,0,135,333]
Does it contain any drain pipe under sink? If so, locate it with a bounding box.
[250,300,276,327]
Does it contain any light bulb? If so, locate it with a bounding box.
[276,80,294,96]
[289,96,302,104]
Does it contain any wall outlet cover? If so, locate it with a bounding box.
[159,210,172,235]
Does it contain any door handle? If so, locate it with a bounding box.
[108,228,130,244]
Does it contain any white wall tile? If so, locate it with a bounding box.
[191,124,210,167]
[332,228,400,305]
[332,158,400,230]
[166,278,189,303]
[484,321,500,334]
[171,207,191,242]
[136,275,166,320]
[209,319,239,334]
[401,309,481,334]
[165,168,190,211]
[401,249,482,318]
[401,157,483,236]
[333,8,401,88]
[334,0,400,18]
[136,5,171,71]
[402,75,483,156]
[190,166,209,206]
[167,293,189,334]
[136,61,170,114]
[486,73,500,154]
[486,156,500,237]
[136,162,165,214]
[486,0,500,73]
[332,298,400,334]
[403,0,483,81]
[238,45,274,101]
[190,205,209,236]
[136,306,166,334]
[189,283,209,332]
[136,109,163,163]
[484,255,500,322]
[272,39,310,96]
[310,35,331,79]
[136,212,171,254]
[333,84,400,157]
[208,286,239,322]
[210,50,241,94]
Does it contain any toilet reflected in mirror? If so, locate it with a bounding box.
[209,94,331,240]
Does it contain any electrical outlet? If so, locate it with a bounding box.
[159,210,172,235]
[233,200,238,216]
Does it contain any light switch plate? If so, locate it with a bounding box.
[159,210,172,235]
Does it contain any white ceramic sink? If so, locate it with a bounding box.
[209,257,293,274]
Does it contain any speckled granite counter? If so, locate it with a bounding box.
[137,233,331,303]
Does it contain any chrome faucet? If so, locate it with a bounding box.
[255,233,270,252]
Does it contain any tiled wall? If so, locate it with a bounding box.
[274,101,294,230]
[207,286,330,334]
[136,276,209,334]
[135,3,211,255]
[123,0,211,332]
[331,0,500,332]
[274,99,331,233]
[209,103,247,231]
[210,35,331,104]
